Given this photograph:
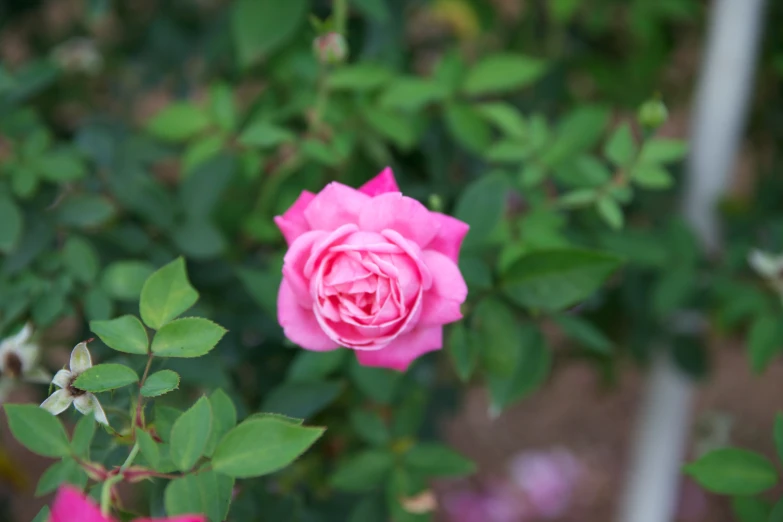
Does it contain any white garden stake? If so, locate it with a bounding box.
[617,1,767,521]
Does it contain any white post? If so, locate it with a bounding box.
[616,1,766,522]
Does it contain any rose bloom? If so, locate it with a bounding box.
[50,486,204,522]
[275,167,469,371]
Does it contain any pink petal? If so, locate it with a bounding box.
[278,280,340,351]
[274,190,316,245]
[358,192,439,248]
[136,517,206,522]
[281,230,328,306]
[355,325,443,371]
[358,166,400,196]
[424,212,469,263]
[304,182,369,231]
[51,486,112,522]
[418,250,467,326]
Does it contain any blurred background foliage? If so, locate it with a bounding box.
[1,0,783,520]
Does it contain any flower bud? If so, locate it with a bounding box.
[312,32,348,65]
[637,98,668,130]
[428,193,444,212]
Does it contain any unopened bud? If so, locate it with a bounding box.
[428,194,443,212]
[312,33,348,65]
[637,98,668,130]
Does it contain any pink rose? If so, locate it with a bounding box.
[50,485,205,522]
[274,167,469,371]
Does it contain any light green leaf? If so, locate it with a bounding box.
[101,261,155,301]
[137,429,161,469]
[475,102,527,139]
[596,197,624,230]
[502,248,623,311]
[327,63,394,91]
[141,370,180,397]
[4,404,70,457]
[146,103,211,142]
[205,389,237,457]
[165,470,234,522]
[463,53,546,96]
[71,415,96,458]
[151,317,227,358]
[90,315,149,355]
[604,123,637,166]
[0,193,22,254]
[212,417,325,478]
[331,450,395,491]
[378,77,446,112]
[631,164,674,189]
[57,194,115,228]
[684,448,777,495]
[639,139,688,164]
[232,0,307,67]
[140,257,199,330]
[403,443,475,477]
[74,363,139,393]
[32,507,50,522]
[62,236,99,283]
[454,173,509,249]
[170,396,212,471]
[238,120,295,148]
[36,149,87,182]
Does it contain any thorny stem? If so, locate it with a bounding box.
[100,442,140,516]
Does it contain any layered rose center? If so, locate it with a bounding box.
[309,231,427,349]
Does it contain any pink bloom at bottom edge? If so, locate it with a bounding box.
[50,486,205,522]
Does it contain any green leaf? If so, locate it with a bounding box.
[350,410,390,446]
[71,415,96,458]
[205,389,237,457]
[331,450,395,491]
[35,457,87,496]
[472,298,522,378]
[170,396,212,471]
[684,448,778,495]
[539,106,610,167]
[631,164,674,189]
[165,470,234,522]
[32,507,50,522]
[554,315,612,355]
[154,405,182,442]
[212,417,325,478]
[4,404,71,457]
[748,314,783,373]
[62,236,99,283]
[137,429,160,469]
[261,381,343,419]
[488,329,551,411]
[101,261,155,301]
[0,193,23,254]
[475,102,527,139]
[151,317,227,358]
[141,370,180,397]
[232,0,307,67]
[454,173,509,249]
[237,267,281,318]
[182,135,224,174]
[462,53,546,96]
[447,322,478,382]
[403,443,475,477]
[378,77,446,112]
[596,197,624,230]
[502,248,623,311]
[604,123,637,166]
[287,350,348,383]
[350,359,400,404]
[770,498,783,522]
[732,496,771,522]
[90,315,149,355]
[57,194,115,228]
[327,63,394,91]
[140,257,199,330]
[36,149,87,182]
[146,103,211,142]
[73,363,139,393]
[350,0,390,22]
[639,139,688,164]
[444,103,492,154]
[209,83,237,132]
[774,412,783,463]
[238,120,295,148]
[363,107,418,150]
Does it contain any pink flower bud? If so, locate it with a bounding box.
[312,33,348,64]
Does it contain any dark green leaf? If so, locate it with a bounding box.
[238,120,295,148]
[205,389,237,457]
[379,77,446,112]
[748,314,783,373]
[331,450,395,491]
[454,173,509,249]
[73,363,139,393]
[684,448,778,495]
[350,0,390,22]
[487,326,551,411]
[731,496,770,522]
[596,197,624,230]
[62,236,99,283]
[327,64,394,91]
[0,193,22,254]
[35,458,87,496]
[639,139,688,164]
[350,410,390,446]
[146,103,210,142]
[4,404,70,457]
[71,415,96,458]
[403,443,475,477]
[475,102,527,139]
[57,194,115,228]
[261,381,342,419]
[165,470,234,522]
[350,359,400,404]
[137,429,160,469]
[287,350,348,383]
[232,0,307,67]
[90,315,149,355]
[447,322,478,381]
[554,315,612,355]
[444,103,492,154]
[170,396,212,471]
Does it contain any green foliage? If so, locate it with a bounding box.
[684,449,778,495]
[150,318,227,358]
[140,257,199,330]
[141,370,180,397]
[73,364,139,392]
[170,396,213,471]
[4,404,71,458]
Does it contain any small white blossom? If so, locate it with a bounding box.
[40,342,108,426]
[748,249,783,279]
[0,323,51,384]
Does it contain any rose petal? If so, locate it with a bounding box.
[418,250,467,326]
[41,389,74,416]
[304,182,370,231]
[52,486,110,522]
[355,325,443,371]
[74,394,110,426]
[359,192,439,248]
[70,342,92,374]
[52,369,72,389]
[8,322,33,347]
[424,212,469,263]
[278,280,340,351]
[282,230,329,306]
[274,190,316,245]
[358,166,400,196]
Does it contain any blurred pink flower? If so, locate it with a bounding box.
[509,449,582,519]
[51,486,205,522]
[443,490,488,522]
